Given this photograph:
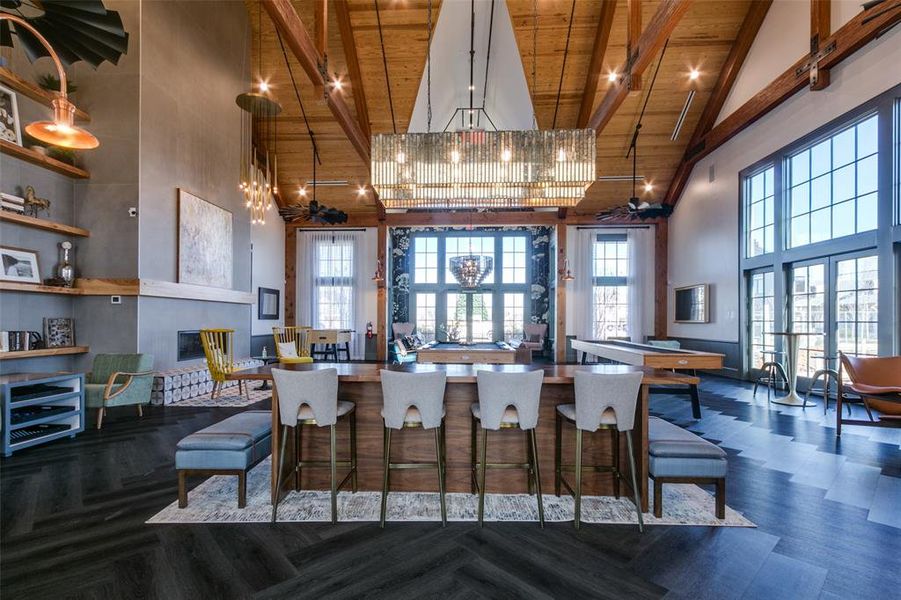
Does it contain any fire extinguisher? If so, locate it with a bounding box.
[366,321,373,339]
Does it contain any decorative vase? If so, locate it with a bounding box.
[58,241,75,287]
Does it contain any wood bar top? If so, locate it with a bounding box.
[233,361,700,386]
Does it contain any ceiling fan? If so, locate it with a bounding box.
[596,39,674,223]
[279,200,348,225]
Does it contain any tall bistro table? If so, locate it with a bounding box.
[767,331,822,406]
[233,362,700,512]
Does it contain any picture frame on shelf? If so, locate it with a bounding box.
[258,287,279,320]
[0,83,21,146]
[0,246,40,283]
[43,317,75,348]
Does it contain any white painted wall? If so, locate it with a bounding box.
[251,216,285,336]
[669,29,901,342]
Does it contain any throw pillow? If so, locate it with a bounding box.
[278,341,299,358]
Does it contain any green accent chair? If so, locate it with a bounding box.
[85,353,155,429]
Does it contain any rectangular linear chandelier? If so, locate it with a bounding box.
[371,129,596,209]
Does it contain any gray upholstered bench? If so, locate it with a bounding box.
[176,410,272,508]
[648,416,727,519]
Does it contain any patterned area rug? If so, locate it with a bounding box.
[148,458,755,527]
[171,387,271,408]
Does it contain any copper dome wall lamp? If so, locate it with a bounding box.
[0,14,99,149]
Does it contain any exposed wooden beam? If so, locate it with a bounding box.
[654,220,668,338]
[262,0,371,165]
[685,2,901,177]
[587,0,693,133]
[810,0,831,90]
[376,223,388,362]
[334,0,371,141]
[315,0,328,58]
[577,1,617,128]
[663,0,772,205]
[287,210,665,228]
[627,0,643,92]
[555,224,567,364]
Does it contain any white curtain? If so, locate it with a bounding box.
[627,228,651,342]
[297,230,366,359]
[570,227,596,341]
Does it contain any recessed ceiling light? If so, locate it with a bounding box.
[644,182,654,193]
[689,69,700,81]
[608,72,617,83]
[259,80,270,92]
[298,187,307,197]
[357,186,367,197]
[332,77,343,91]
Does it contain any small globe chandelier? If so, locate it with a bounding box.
[450,255,493,292]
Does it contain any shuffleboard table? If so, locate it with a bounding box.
[416,341,520,364]
[571,339,724,419]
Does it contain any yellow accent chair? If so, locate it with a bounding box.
[272,326,314,364]
[200,328,249,400]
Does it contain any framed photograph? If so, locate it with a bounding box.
[674,284,710,324]
[43,317,75,348]
[177,189,233,289]
[0,84,22,146]
[0,246,40,283]
[258,287,280,320]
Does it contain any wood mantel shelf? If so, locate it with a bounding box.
[0,211,90,237]
[0,346,89,360]
[0,67,91,122]
[0,281,84,295]
[0,279,253,304]
[0,140,90,179]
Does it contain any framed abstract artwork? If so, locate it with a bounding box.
[177,189,233,289]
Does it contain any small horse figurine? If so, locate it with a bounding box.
[24,186,50,217]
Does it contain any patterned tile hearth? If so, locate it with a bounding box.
[150,359,263,406]
[148,457,754,527]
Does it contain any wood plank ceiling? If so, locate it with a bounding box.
[250,0,756,217]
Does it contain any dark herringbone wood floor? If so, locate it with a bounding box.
[2,377,899,599]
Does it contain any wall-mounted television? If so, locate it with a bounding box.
[674,284,709,324]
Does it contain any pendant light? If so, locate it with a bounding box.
[1,14,99,149]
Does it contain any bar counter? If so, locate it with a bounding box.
[234,362,700,511]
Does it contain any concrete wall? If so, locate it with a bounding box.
[251,218,285,337]
[135,0,251,369]
[668,24,901,343]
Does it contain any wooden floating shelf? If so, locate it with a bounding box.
[0,67,91,122]
[0,211,90,237]
[0,281,84,295]
[0,140,90,179]
[0,346,89,360]
[0,279,253,304]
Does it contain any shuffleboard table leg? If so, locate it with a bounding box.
[689,384,702,419]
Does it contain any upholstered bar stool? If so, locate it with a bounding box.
[752,350,789,402]
[555,371,645,531]
[472,369,545,527]
[271,368,357,524]
[380,370,448,527]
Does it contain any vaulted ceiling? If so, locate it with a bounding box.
[249,0,758,217]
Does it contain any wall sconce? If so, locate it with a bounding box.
[372,259,385,283]
[559,257,575,282]
[1,14,99,149]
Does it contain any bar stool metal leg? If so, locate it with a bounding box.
[612,428,620,499]
[295,423,303,491]
[554,410,562,497]
[526,434,535,495]
[380,426,392,528]
[271,424,290,523]
[529,429,545,528]
[434,428,447,526]
[478,428,488,527]
[574,428,583,530]
[350,411,358,492]
[470,415,478,495]
[624,430,644,533]
[330,424,338,524]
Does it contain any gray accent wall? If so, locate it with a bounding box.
[2,0,252,375]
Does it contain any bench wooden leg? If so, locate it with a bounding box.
[237,471,247,508]
[653,478,663,518]
[715,478,725,519]
[178,471,187,508]
[96,407,105,430]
